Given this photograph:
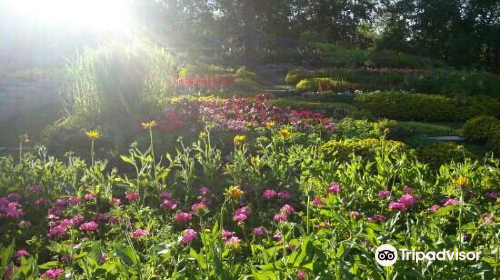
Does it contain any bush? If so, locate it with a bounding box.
[335,118,407,140]
[487,128,500,155]
[462,116,500,142]
[355,92,500,122]
[417,142,475,169]
[234,66,261,90]
[270,99,354,119]
[320,138,407,161]
[296,78,354,93]
[285,68,311,85]
[369,50,446,69]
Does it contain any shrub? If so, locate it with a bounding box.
[355,92,500,122]
[417,142,475,169]
[487,127,500,155]
[285,68,311,85]
[320,138,407,161]
[296,78,354,93]
[462,116,500,142]
[234,67,261,90]
[335,118,407,140]
[369,50,446,69]
[270,99,354,119]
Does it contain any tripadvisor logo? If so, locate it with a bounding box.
[375,244,481,266]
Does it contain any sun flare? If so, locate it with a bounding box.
[4,0,132,31]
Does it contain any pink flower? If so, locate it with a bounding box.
[327,182,341,194]
[199,187,210,196]
[131,229,150,238]
[100,254,107,264]
[47,225,67,238]
[222,230,234,240]
[175,212,192,223]
[68,196,81,206]
[263,189,277,199]
[273,213,288,223]
[54,199,66,207]
[429,204,441,212]
[388,202,407,212]
[125,192,139,201]
[160,192,172,200]
[277,191,292,199]
[235,206,252,216]
[253,227,266,237]
[281,204,295,214]
[160,199,178,210]
[14,249,29,258]
[18,220,31,227]
[349,211,361,219]
[79,221,98,232]
[29,185,41,193]
[35,198,48,206]
[443,198,458,207]
[378,190,391,199]
[111,198,121,205]
[233,213,248,222]
[312,197,325,206]
[73,214,84,224]
[201,197,213,206]
[366,214,387,223]
[191,202,208,213]
[297,270,306,280]
[40,268,64,279]
[84,193,96,200]
[180,229,198,244]
[398,194,417,207]
[224,236,241,246]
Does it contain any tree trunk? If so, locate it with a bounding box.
[242,0,256,70]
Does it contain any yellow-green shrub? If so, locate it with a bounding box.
[320,138,407,161]
[296,78,352,93]
[285,69,311,85]
[462,116,500,142]
[417,142,475,170]
[487,127,500,155]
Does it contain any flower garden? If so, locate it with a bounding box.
[0,43,499,280]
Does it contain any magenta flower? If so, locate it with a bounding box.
[180,229,198,244]
[277,191,292,199]
[443,198,458,206]
[131,229,150,238]
[312,196,325,207]
[273,213,288,223]
[388,202,407,212]
[18,220,31,227]
[366,214,387,223]
[281,204,295,214]
[327,182,341,194]
[160,199,178,211]
[73,214,84,224]
[429,204,441,212]
[201,197,213,206]
[484,192,498,200]
[35,198,48,206]
[222,230,234,240]
[224,236,241,246]
[297,270,306,280]
[378,190,391,199]
[79,221,98,232]
[14,249,29,258]
[349,211,361,219]
[7,193,22,201]
[263,189,277,199]
[403,186,413,194]
[125,192,139,201]
[47,225,67,238]
[111,198,121,205]
[398,194,417,207]
[175,212,193,223]
[40,268,64,279]
[233,213,248,222]
[160,191,172,200]
[253,227,266,237]
[84,193,96,200]
[199,187,211,196]
[235,206,252,216]
[191,202,208,213]
[29,185,41,193]
[68,196,81,206]
[100,254,107,264]
[54,199,67,207]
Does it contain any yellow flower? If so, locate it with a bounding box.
[199,131,208,139]
[266,121,276,127]
[19,134,29,143]
[278,128,292,138]
[86,130,100,140]
[250,155,260,164]
[225,185,244,200]
[142,120,158,130]
[234,135,246,144]
[455,176,469,187]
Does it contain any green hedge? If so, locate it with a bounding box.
[417,142,475,170]
[296,78,353,93]
[461,116,500,142]
[354,92,500,122]
[269,99,355,119]
[320,138,407,161]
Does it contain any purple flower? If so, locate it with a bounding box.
[224,236,241,246]
[273,213,288,223]
[349,211,361,219]
[180,229,198,244]
[199,187,211,196]
[84,193,96,200]
[222,230,234,240]
[366,214,387,223]
[7,193,22,201]
[277,191,292,199]
[29,185,41,193]
[297,270,306,280]
[312,196,325,207]
[47,225,67,238]
[14,249,29,258]
[235,206,252,216]
[125,192,139,201]
[388,202,407,212]
[253,227,266,237]
[378,190,391,199]
[160,192,172,200]
[327,182,341,194]
[73,214,84,224]
[160,199,178,211]
[429,204,441,212]
[131,229,150,238]
[79,221,98,232]
[443,198,458,206]
[281,204,295,214]
[175,212,193,223]
[484,192,498,200]
[263,189,277,199]
[40,268,64,279]
[233,213,248,222]
[54,199,67,207]
[403,186,413,194]
[68,196,81,206]
[398,194,417,207]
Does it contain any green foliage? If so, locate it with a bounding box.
[417,142,475,170]
[285,68,310,85]
[269,99,354,119]
[234,67,261,91]
[320,138,407,161]
[369,50,446,69]
[355,92,500,122]
[487,128,500,155]
[462,116,500,142]
[401,122,460,137]
[335,118,405,140]
[295,78,352,93]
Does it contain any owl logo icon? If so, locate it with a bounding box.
[375,244,398,266]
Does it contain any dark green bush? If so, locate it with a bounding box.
[285,69,311,85]
[320,138,407,161]
[355,92,500,122]
[417,142,475,170]
[461,116,500,142]
[369,50,446,69]
[487,128,500,155]
[270,99,354,119]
